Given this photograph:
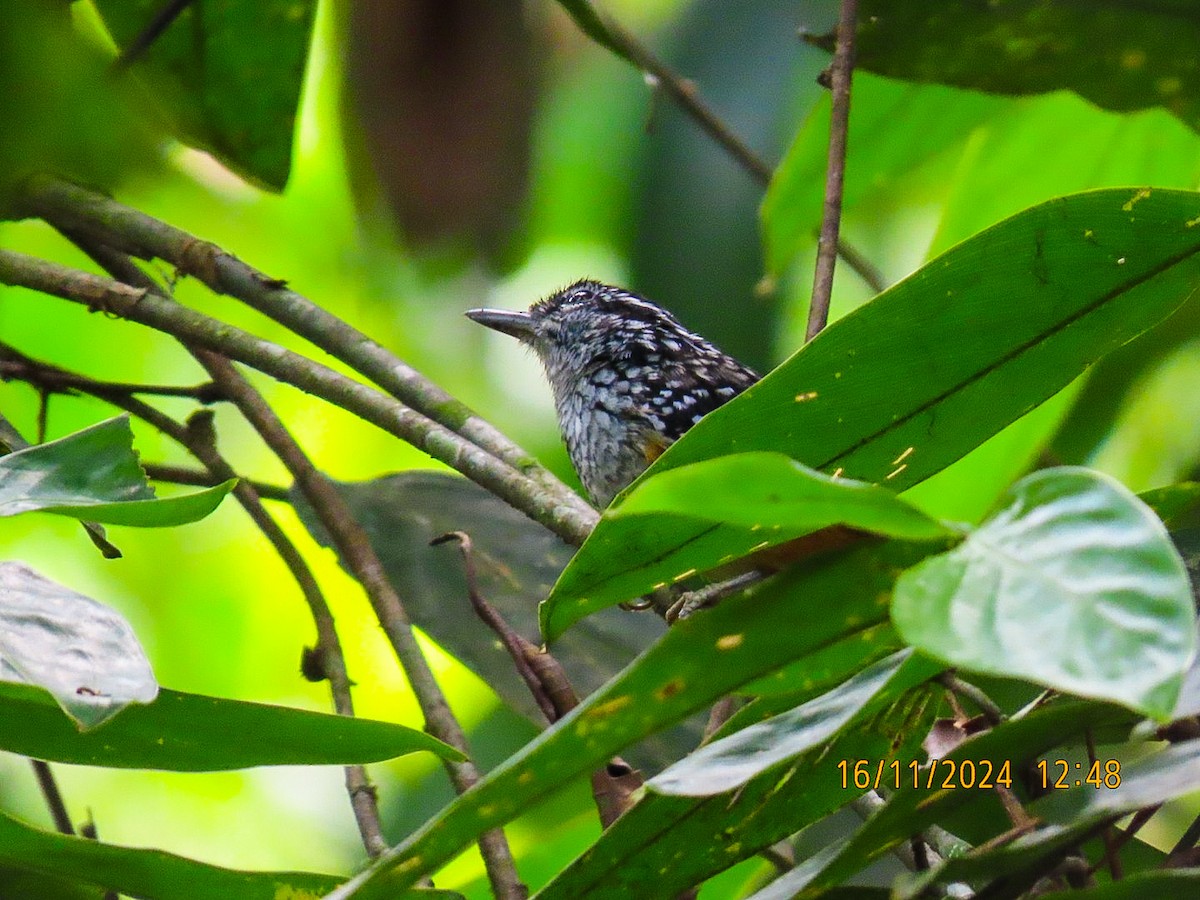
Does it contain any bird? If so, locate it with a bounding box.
[466,279,760,508]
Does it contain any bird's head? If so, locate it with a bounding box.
[466,279,700,388]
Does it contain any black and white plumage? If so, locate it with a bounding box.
[466,280,760,507]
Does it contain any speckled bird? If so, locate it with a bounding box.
[466,280,760,507]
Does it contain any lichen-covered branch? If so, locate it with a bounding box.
[0,246,596,546]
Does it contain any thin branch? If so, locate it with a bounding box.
[77,816,119,900]
[23,177,595,527]
[1085,804,1160,877]
[851,791,974,881]
[554,4,885,294]
[433,531,642,830]
[184,404,390,858]
[193,355,524,898]
[1170,809,1200,858]
[0,246,596,547]
[932,673,1039,834]
[56,235,394,856]
[31,760,73,835]
[0,360,223,402]
[806,0,858,341]
[0,338,389,857]
[140,462,290,502]
[432,532,558,723]
[834,237,886,296]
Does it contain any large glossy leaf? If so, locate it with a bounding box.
[0,681,461,770]
[812,2,1200,134]
[649,651,938,796]
[324,540,938,899]
[291,472,703,770]
[893,468,1195,719]
[543,453,950,639]
[533,684,936,900]
[93,0,316,190]
[0,808,343,900]
[743,700,1135,900]
[0,416,233,526]
[644,188,1200,503]
[0,562,157,728]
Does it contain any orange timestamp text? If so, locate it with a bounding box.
[836,758,1123,791]
[1037,758,1121,790]
[837,758,1013,791]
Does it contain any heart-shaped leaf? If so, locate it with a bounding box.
[893,467,1196,719]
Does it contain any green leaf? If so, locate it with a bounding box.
[542,452,951,639]
[323,540,938,899]
[743,700,1134,900]
[813,2,1200,135]
[0,807,342,900]
[93,0,317,190]
[534,684,937,900]
[740,620,901,698]
[655,189,1200,499]
[0,562,157,728]
[893,467,1195,719]
[649,651,938,796]
[0,416,233,527]
[0,681,462,770]
[1141,481,1200,528]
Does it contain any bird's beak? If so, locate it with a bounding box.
[464,308,537,342]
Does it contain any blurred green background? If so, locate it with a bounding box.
[3,0,1200,895]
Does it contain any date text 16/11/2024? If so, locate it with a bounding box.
[836,758,1123,792]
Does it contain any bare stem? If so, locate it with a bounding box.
[30,760,73,835]
[196,359,524,896]
[112,0,195,71]
[65,234,396,857]
[0,361,222,402]
[23,177,595,528]
[0,337,389,856]
[935,672,1005,726]
[554,3,885,294]
[0,246,596,546]
[432,531,558,724]
[806,0,858,341]
[140,462,290,502]
[433,530,642,830]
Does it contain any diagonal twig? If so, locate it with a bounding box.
[0,245,596,547]
[30,760,73,835]
[140,462,290,502]
[21,176,596,529]
[10,233,392,859]
[0,337,390,856]
[433,530,642,829]
[553,1,885,294]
